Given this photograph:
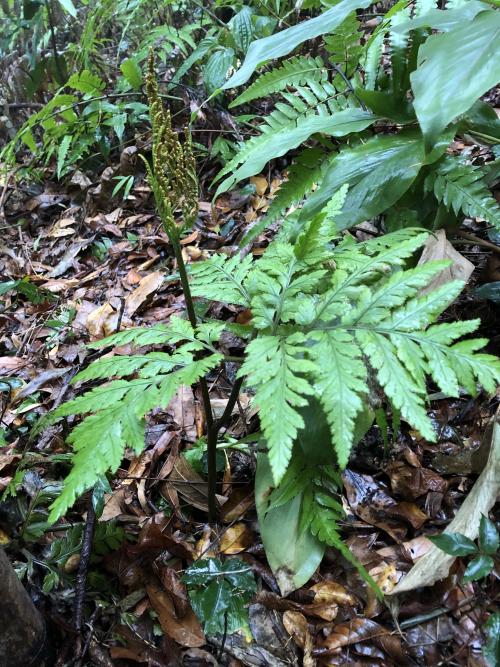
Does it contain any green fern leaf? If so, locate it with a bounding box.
[230,55,326,107]
[239,334,315,484]
[48,354,222,522]
[189,254,252,305]
[308,330,367,468]
[310,504,380,595]
[426,156,500,229]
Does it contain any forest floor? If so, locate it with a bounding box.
[1,101,499,667]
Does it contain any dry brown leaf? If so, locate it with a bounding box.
[221,486,255,523]
[146,582,205,648]
[220,523,254,554]
[86,302,116,339]
[310,581,356,607]
[0,357,27,374]
[48,217,76,238]
[283,610,308,649]
[125,271,164,315]
[417,229,474,292]
[250,175,268,196]
[316,618,389,656]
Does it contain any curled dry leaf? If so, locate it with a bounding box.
[315,618,390,656]
[283,610,309,649]
[417,229,474,292]
[386,461,448,500]
[146,581,205,648]
[220,522,254,555]
[310,581,356,608]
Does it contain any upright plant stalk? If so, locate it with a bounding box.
[145,52,223,522]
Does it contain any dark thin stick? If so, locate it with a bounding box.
[74,495,96,637]
[45,0,64,83]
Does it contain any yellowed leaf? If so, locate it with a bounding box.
[220,522,253,555]
[250,175,268,196]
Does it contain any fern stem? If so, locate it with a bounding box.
[172,239,218,521]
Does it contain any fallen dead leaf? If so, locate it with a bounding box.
[0,357,28,374]
[250,175,268,196]
[315,618,390,656]
[86,302,116,339]
[283,610,308,649]
[220,523,254,554]
[125,271,164,315]
[418,229,474,292]
[146,581,205,648]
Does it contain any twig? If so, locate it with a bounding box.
[454,230,500,256]
[74,496,96,648]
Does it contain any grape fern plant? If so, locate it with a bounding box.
[44,57,499,587]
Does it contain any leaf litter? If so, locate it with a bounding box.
[0,87,499,667]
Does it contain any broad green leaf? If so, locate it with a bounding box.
[299,133,425,228]
[458,101,500,144]
[57,0,77,17]
[214,110,378,197]
[428,532,478,556]
[68,70,105,95]
[462,554,494,582]
[255,454,325,596]
[479,514,499,555]
[411,11,500,146]
[120,58,142,89]
[230,7,254,53]
[203,48,234,94]
[391,1,488,33]
[222,0,370,89]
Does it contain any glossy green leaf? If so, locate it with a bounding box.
[458,101,500,144]
[120,58,142,90]
[230,7,254,53]
[214,109,378,198]
[183,558,255,636]
[479,514,499,555]
[255,454,324,596]
[484,613,500,667]
[428,532,478,556]
[222,0,370,89]
[391,1,488,34]
[299,133,425,228]
[462,554,494,582]
[411,11,500,146]
[203,48,234,93]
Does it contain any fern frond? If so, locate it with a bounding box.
[214,83,377,196]
[240,225,500,482]
[48,352,222,522]
[324,11,363,79]
[189,253,253,306]
[239,334,315,483]
[230,55,326,107]
[425,156,500,229]
[310,503,380,594]
[240,147,327,247]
